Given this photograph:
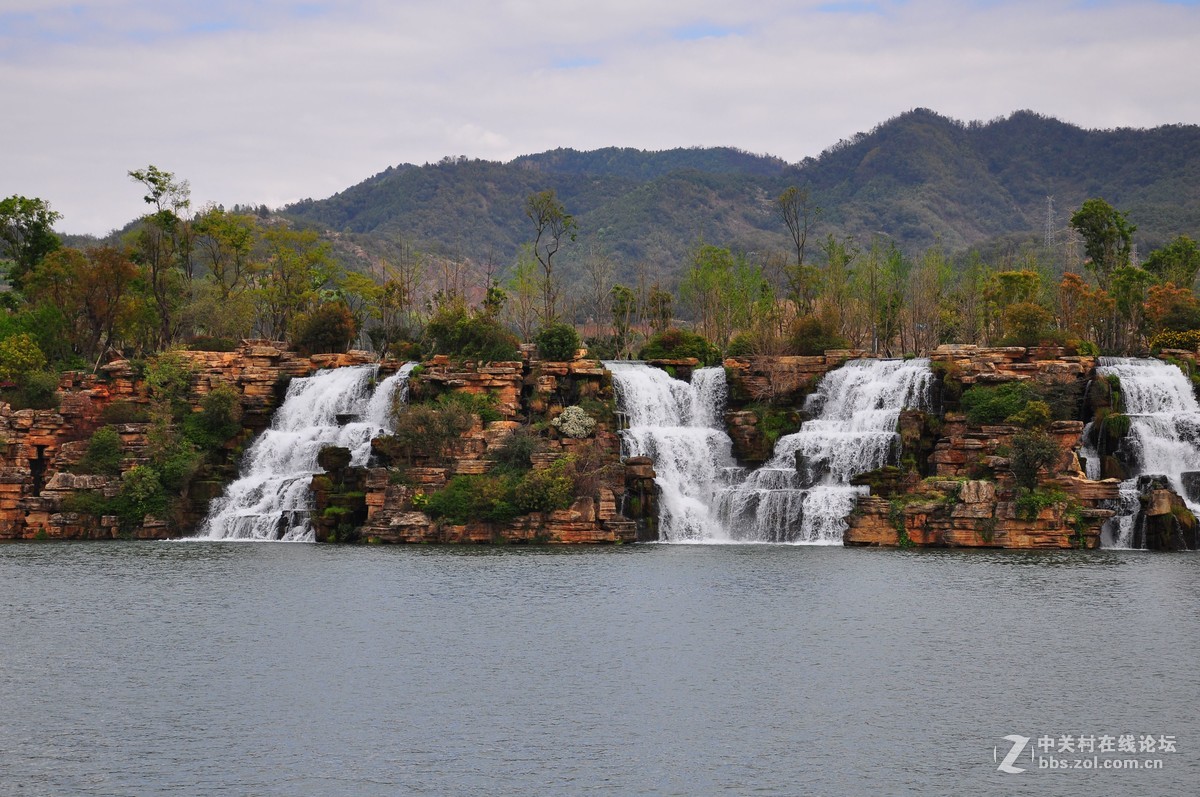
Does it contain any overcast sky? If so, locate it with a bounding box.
[4,0,1199,235]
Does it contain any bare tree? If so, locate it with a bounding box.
[581,242,616,327]
[524,189,576,324]
[776,185,821,312]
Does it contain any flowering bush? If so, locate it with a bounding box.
[551,405,596,438]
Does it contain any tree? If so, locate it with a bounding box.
[129,165,193,346]
[580,242,616,327]
[819,234,858,341]
[292,301,357,354]
[680,245,770,351]
[338,271,382,345]
[855,240,907,354]
[505,247,540,343]
[1109,265,1155,350]
[524,189,576,324]
[0,195,61,290]
[0,333,47,381]
[610,284,637,359]
[646,284,673,332]
[1069,198,1135,290]
[27,246,138,361]
[906,245,952,353]
[1144,282,1200,334]
[254,226,337,341]
[947,253,995,345]
[192,205,256,297]
[776,186,821,311]
[1010,429,1060,491]
[1143,235,1200,290]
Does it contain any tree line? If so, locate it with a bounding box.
[3,168,1200,397]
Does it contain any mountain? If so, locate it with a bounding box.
[284,110,1200,283]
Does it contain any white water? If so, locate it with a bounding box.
[606,362,735,541]
[195,363,416,542]
[715,358,933,543]
[606,358,932,544]
[1079,420,1101,481]
[1096,357,1200,548]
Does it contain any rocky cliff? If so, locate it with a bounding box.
[723,345,1123,549]
[0,343,377,540]
[5,342,1194,549]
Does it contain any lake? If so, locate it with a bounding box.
[2,542,1196,795]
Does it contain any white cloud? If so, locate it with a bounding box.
[2,0,1198,234]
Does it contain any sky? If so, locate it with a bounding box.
[3,0,1200,235]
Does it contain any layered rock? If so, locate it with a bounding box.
[354,354,639,544]
[0,341,392,540]
[1124,475,1199,551]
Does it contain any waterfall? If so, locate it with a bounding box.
[606,358,932,544]
[195,362,416,542]
[1079,421,1101,480]
[605,362,735,541]
[715,358,933,543]
[1096,357,1200,548]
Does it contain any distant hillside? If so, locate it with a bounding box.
[284,111,1200,283]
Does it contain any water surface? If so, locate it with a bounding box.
[1,542,1196,795]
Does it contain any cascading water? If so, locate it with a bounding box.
[716,358,933,543]
[195,362,416,542]
[606,358,932,544]
[1095,357,1200,548]
[605,362,735,541]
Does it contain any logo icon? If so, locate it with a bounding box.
[995,735,1030,774]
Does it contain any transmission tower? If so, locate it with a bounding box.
[1044,196,1056,249]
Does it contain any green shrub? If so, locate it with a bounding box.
[156,445,202,493]
[292,301,357,355]
[1102,412,1131,439]
[789,315,850,356]
[186,336,239,352]
[425,303,520,362]
[583,335,622,360]
[3,369,61,410]
[725,333,754,357]
[424,474,521,525]
[1006,399,1052,428]
[423,457,577,524]
[0,333,47,381]
[960,382,1038,425]
[61,490,116,517]
[383,401,476,465]
[183,382,243,451]
[1000,302,1055,347]
[391,340,424,362]
[0,304,77,370]
[751,404,800,444]
[100,400,150,424]
[435,390,502,423]
[1149,329,1200,352]
[488,426,542,472]
[514,458,575,514]
[1010,429,1060,491]
[535,322,580,362]
[638,328,719,365]
[1014,488,1069,521]
[117,465,168,522]
[78,426,123,476]
[145,351,196,415]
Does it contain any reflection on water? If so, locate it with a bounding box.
[2,542,1197,796]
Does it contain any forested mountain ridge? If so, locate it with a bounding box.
[284,109,1200,280]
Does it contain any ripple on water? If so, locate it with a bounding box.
[1,542,1197,796]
